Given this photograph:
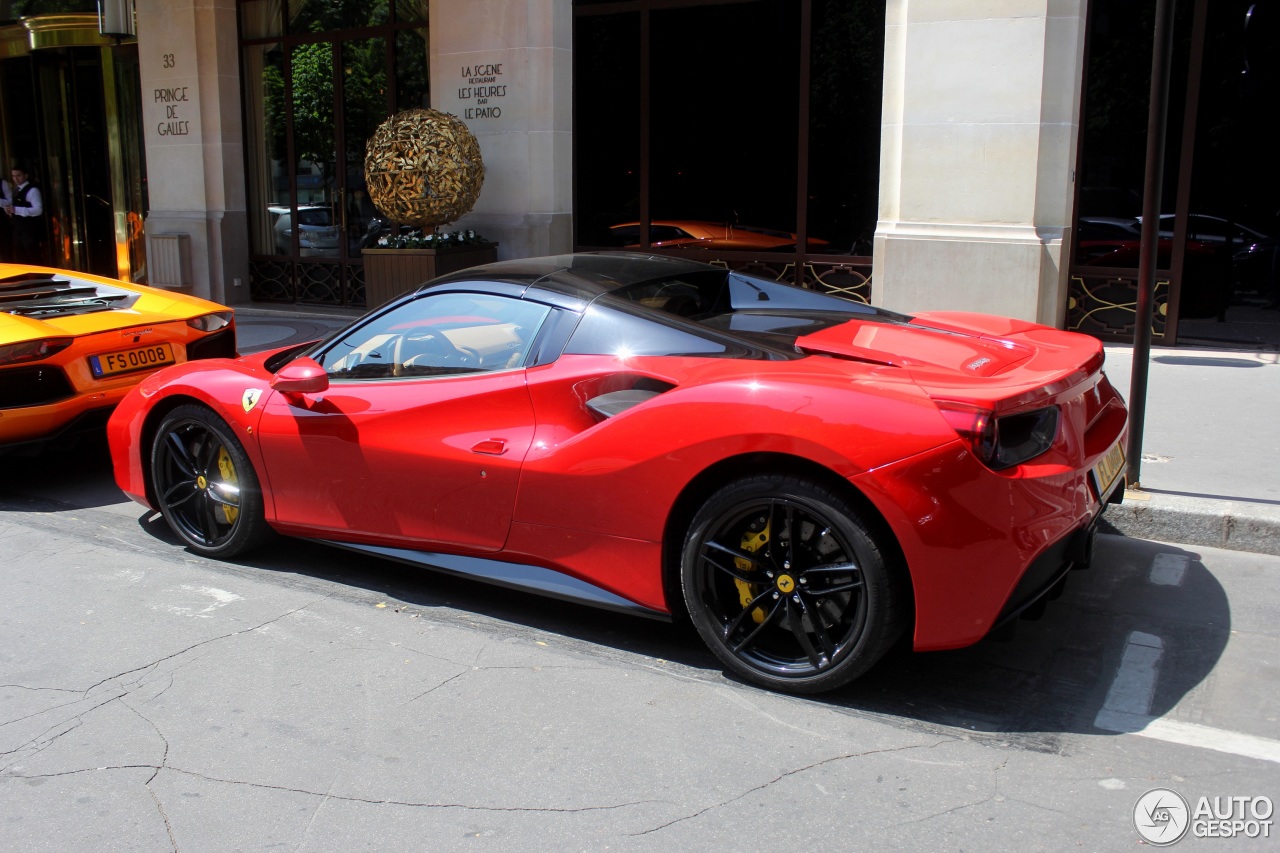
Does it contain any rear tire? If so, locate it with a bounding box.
[150,404,272,559]
[681,474,908,693]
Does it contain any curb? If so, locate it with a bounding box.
[1102,490,1280,556]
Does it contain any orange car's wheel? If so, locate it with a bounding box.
[150,404,272,559]
[681,475,908,694]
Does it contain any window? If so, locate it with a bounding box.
[240,2,431,305]
[317,292,552,379]
[573,0,886,261]
[565,302,747,358]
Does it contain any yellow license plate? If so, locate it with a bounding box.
[1092,439,1126,498]
[89,343,175,378]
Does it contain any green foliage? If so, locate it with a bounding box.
[262,36,389,186]
[287,0,389,33]
[341,39,389,169]
[289,41,336,177]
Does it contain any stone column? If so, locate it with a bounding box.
[430,0,572,259]
[136,0,248,304]
[873,1,1088,326]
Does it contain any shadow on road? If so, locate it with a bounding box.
[183,525,1231,751]
[4,437,1229,753]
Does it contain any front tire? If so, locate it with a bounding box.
[681,474,908,693]
[150,404,272,559]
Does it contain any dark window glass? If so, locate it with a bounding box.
[245,43,285,255]
[241,0,283,38]
[395,28,430,109]
[394,0,428,23]
[807,0,885,255]
[574,12,640,247]
[726,272,885,313]
[649,1,799,241]
[287,0,390,33]
[650,225,691,243]
[341,37,390,252]
[575,0,880,259]
[5,0,97,13]
[611,270,732,317]
[606,269,891,318]
[296,208,331,226]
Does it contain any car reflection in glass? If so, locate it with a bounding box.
[610,220,829,252]
[269,205,341,257]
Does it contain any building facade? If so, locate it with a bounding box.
[2,0,1270,344]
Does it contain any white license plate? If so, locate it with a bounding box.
[89,343,175,378]
[1092,439,1126,498]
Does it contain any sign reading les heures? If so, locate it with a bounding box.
[457,62,507,120]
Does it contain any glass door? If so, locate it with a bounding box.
[286,37,344,302]
[340,38,390,262]
[243,9,429,307]
[2,41,142,279]
[254,35,388,305]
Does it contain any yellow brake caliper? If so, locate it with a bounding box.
[735,522,769,624]
[215,447,239,525]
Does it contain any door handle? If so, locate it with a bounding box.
[471,438,507,455]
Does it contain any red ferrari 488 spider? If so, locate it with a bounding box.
[108,253,1127,693]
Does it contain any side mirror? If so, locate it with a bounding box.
[270,357,329,395]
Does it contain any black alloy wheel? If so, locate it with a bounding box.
[681,475,908,693]
[150,404,271,559]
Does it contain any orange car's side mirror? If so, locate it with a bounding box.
[270,357,329,395]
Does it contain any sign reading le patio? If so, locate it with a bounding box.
[457,62,507,120]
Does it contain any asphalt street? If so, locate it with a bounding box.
[0,426,1277,849]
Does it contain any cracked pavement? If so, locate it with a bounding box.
[3,457,1279,850]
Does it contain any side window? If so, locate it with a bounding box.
[318,292,551,379]
[650,225,692,243]
[564,301,748,358]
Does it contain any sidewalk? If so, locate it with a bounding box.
[1101,340,1280,555]
[230,303,1280,556]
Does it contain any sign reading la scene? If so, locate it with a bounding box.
[457,62,508,120]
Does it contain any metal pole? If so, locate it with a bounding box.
[1127,0,1177,490]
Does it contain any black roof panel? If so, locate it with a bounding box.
[426,252,723,303]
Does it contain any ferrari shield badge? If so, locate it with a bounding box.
[241,388,263,413]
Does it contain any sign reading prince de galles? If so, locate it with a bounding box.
[457,62,508,120]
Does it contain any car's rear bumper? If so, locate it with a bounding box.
[1,326,235,449]
[855,430,1127,652]
[0,385,131,449]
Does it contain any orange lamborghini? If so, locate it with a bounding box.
[1,265,236,452]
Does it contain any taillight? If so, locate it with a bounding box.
[187,311,233,332]
[938,402,997,466]
[938,402,1058,470]
[0,337,73,366]
[994,407,1059,468]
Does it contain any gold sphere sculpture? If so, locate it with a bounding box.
[364,108,485,228]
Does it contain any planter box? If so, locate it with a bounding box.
[362,243,498,308]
